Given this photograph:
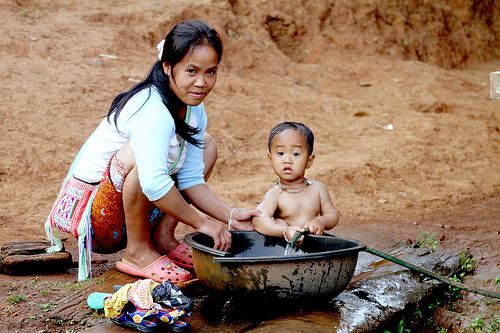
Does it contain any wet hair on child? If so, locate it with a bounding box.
[267,121,314,155]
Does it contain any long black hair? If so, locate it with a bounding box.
[106,20,223,147]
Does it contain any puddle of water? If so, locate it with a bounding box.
[351,251,402,283]
[188,294,340,333]
[246,311,341,332]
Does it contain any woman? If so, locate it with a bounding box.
[45,19,257,283]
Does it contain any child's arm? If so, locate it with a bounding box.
[253,188,289,238]
[304,182,339,235]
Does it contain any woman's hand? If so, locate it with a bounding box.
[197,218,232,252]
[231,208,259,231]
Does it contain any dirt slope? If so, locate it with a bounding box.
[0,0,498,332]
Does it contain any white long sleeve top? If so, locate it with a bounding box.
[72,86,206,201]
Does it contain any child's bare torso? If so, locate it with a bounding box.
[274,182,321,226]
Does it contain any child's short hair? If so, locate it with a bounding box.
[268,121,314,155]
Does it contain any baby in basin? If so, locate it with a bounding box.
[253,121,339,242]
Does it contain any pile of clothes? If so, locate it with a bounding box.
[87,278,193,332]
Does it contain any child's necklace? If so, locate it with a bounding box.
[277,178,311,194]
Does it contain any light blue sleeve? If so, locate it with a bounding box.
[127,89,176,201]
[176,105,207,191]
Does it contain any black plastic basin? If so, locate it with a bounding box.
[184,231,366,299]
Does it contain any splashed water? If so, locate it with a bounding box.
[284,244,306,256]
[221,296,235,322]
[284,243,293,256]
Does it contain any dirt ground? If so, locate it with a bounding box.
[0,0,499,332]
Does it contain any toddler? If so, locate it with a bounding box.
[253,122,339,242]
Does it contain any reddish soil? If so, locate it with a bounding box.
[0,1,498,332]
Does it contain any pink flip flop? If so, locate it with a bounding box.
[167,243,193,271]
[116,256,192,284]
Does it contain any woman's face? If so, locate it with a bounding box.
[165,44,219,107]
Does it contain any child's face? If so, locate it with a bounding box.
[268,129,314,184]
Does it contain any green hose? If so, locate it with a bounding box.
[288,227,310,247]
[365,246,500,299]
[288,230,499,298]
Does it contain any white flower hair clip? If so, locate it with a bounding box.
[156,39,165,61]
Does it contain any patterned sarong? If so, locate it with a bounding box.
[90,162,127,254]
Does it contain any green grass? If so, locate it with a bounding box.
[39,301,55,312]
[458,251,476,274]
[6,294,26,304]
[18,7,30,17]
[486,315,499,333]
[416,230,439,252]
[470,316,485,332]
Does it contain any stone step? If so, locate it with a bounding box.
[0,241,73,275]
